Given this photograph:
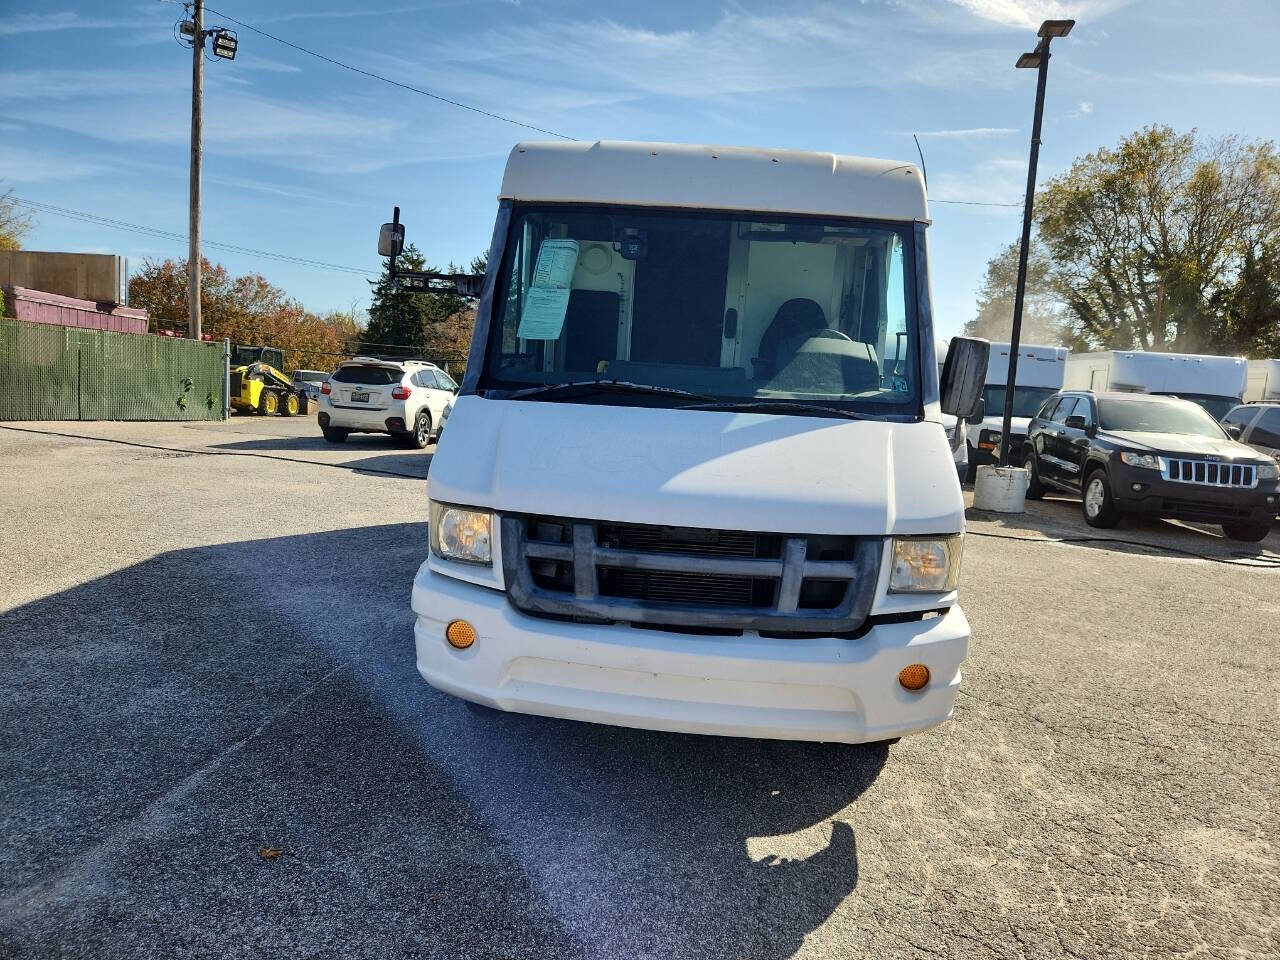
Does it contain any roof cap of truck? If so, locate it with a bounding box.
[501,140,929,223]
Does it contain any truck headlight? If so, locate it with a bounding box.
[1119,452,1162,470]
[888,536,962,594]
[430,501,492,565]
[1258,461,1279,481]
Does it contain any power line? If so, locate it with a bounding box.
[161,0,573,141]
[15,197,379,277]
[930,197,1023,208]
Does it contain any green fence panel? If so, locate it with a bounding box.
[0,320,225,421]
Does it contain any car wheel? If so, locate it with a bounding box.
[407,410,432,449]
[257,390,278,416]
[1023,449,1046,500]
[1221,520,1272,542]
[1082,469,1118,528]
[321,425,349,444]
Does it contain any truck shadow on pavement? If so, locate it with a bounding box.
[209,436,434,479]
[967,494,1278,563]
[1,522,884,960]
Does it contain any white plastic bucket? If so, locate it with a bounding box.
[972,465,1029,513]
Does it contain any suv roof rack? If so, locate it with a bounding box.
[344,354,437,365]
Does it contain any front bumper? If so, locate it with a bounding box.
[1108,463,1278,523]
[972,430,1025,466]
[411,561,969,744]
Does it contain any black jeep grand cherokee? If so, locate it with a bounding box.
[1018,391,1279,542]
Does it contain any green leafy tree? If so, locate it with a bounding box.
[1036,125,1280,352]
[1206,243,1280,357]
[364,245,488,360]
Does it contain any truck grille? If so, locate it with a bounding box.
[1161,458,1256,489]
[501,514,881,634]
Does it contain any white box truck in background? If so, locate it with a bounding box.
[404,140,990,744]
[965,342,1067,482]
[1244,359,1280,403]
[1062,351,1247,420]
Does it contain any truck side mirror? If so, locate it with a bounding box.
[378,222,405,258]
[1223,421,1243,439]
[940,336,990,420]
[964,397,986,426]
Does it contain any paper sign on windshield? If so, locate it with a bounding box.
[517,239,580,340]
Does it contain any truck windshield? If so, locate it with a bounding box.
[1152,392,1238,422]
[1098,398,1226,438]
[481,204,921,415]
[982,384,1058,420]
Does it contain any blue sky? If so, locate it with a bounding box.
[2,0,1278,338]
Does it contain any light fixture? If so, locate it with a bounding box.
[1038,19,1075,38]
[1016,51,1042,69]
[211,29,238,60]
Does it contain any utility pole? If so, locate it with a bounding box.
[1000,19,1073,471]
[188,0,203,341]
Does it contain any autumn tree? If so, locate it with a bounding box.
[963,239,1066,346]
[1036,125,1280,352]
[0,188,32,251]
[128,257,361,372]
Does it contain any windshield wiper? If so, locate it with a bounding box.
[503,379,714,403]
[677,399,894,422]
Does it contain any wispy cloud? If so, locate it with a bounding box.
[942,0,1134,31]
[896,127,1017,139]
[0,12,133,35]
[1159,70,1280,87]
[0,144,119,184]
[1066,100,1093,118]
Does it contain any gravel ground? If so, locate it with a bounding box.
[1,417,1277,959]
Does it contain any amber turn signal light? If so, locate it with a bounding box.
[898,663,930,691]
[445,620,476,650]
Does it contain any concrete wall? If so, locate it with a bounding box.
[5,286,148,334]
[0,251,128,305]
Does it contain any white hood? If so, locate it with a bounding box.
[979,415,1031,436]
[431,396,964,536]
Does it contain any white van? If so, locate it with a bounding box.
[1063,350,1246,421]
[1244,359,1280,403]
[407,141,987,744]
[965,342,1067,480]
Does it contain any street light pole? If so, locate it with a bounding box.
[999,19,1073,470]
[188,0,204,341]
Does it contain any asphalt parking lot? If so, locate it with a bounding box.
[2,416,1278,960]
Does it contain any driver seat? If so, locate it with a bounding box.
[755,298,828,376]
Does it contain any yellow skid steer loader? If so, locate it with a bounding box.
[227,345,307,416]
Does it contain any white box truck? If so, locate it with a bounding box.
[406,140,988,744]
[1244,359,1280,403]
[965,342,1067,481]
[1063,351,1247,420]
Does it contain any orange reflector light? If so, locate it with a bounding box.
[898,663,930,691]
[445,620,476,650]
